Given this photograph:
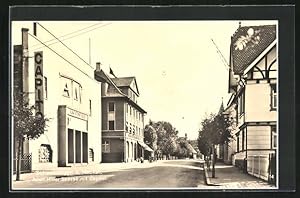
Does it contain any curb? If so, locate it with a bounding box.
[203,167,218,186]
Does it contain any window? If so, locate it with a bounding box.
[108,102,115,112]
[271,126,277,149]
[38,144,52,163]
[238,91,245,116]
[130,106,132,115]
[44,76,48,99]
[102,140,110,153]
[242,129,245,151]
[271,84,277,110]
[236,133,240,152]
[126,122,128,132]
[126,104,128,114]
[109,121,115,130]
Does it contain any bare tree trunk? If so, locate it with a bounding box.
[16,137,23,181]
[212,144,216,178]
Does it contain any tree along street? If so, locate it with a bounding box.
[13,160,206,188]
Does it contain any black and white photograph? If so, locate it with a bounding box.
[7,6,294,192]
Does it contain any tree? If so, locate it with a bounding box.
[197,113,233,177]
[13,93,49,181]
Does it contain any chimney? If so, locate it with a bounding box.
[96,62,101,71]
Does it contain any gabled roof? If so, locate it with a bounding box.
[111,77,134,87]
[111,77,140,95]
[94,69,126,97]
[231,25,276,74]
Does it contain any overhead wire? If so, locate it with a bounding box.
[31,22,103,48]
[32,22,112,51]
[211,39,230,71]
[28,32,94,81]
[36,22,94,69]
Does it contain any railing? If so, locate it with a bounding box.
[13,153,32,174]
[247,155,269,181]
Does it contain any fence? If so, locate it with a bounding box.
[13,153,32,174]
[247,153,276,183]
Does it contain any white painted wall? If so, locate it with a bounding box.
[24,34,102,169]
[247,125,271,150]
[245,82,277,122]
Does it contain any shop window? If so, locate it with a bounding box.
[109,120,115,130]
[89,148,94,161]
[271,84,277,110]
[102,141,110,153]
[271,126,277,149]
[38,144,52,163]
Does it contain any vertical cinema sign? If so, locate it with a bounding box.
[34,51,44,118]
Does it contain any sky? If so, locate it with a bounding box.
[12,20,277,139]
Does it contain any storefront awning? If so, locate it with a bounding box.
[138,141,154,152]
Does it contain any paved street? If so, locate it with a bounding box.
[12,159,206,189]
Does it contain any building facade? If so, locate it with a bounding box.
[13,27,102,171]
[224,25,277,181]
[94,66,151,163]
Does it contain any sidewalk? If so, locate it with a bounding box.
[204,162,276,189]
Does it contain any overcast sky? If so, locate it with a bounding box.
[12,20,277,139]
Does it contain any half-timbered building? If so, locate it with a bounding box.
[224,24,277,181]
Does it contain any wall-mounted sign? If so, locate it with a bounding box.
[34,51,44,118]
[67,107,88,121]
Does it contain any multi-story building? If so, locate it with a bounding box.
[224,24,277,181]
[94,65,151,163]
[13,26,102,171]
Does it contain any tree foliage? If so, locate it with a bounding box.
[13,93,49,140]
[144,120,195,159]
[197,113,233,157]
[13,93,49,181]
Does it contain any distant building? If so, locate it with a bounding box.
[13,27,102,171]
[224,24,277,181]
[94,65,151,163]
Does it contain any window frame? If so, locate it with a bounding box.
[236,133,240,152]
[238,91,245,116]
[108,102,115,112]
[102,140,110,153]
[108,120,115,130]
[271,125,277,149]
[270,84,277,110]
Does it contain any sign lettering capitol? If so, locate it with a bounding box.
[34,51,44,118]
[68,108,88,120]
